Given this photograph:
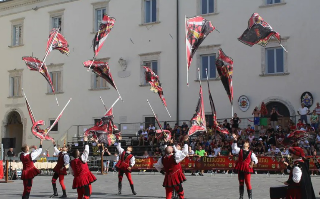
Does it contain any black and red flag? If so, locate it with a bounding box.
[144,66,170,117]
[185,16,215,85]
[216,49,234,105]
[238,13,282,48]
[188,85,206,136]
[46,28,70,56]
[206,73,229,135]
[93,14,116,57]
[83,60,122,99]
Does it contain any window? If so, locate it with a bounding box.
[49,9,64,33]
[93,74,108,89]
[49,71,62,93]
[265,47,284,74]
[144,0,157,23]
[144,117,155,129]
[200,54,216,79]
[266,0,281,5]
[9,76,21,97]
[143,60,158,84]
[94,8,106,31]
[12,25,22,46]
[52,16,62,29]
[49,120,58,131]
[201,0,215,15]
[205,114,213,127]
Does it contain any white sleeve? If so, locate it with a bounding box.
[81,144,89,163]
[154,157,164,172]
[130,156,135,167]
[116,142,124,154]
[232,142,240,155]
[64,154,70,166]
[54,146,60,155]
[31,148,43,160]
[175,144,188,164]
[292,166,302,183]
[251,152,258,164]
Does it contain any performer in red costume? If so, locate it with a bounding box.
[232,134,258,199]
[20,139,43,199]
[154,136,189,199]
[115,136,136,195]
[283,147,315,199]
[50,140,70,198]
[70,136,97,199]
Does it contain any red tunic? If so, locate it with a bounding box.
[234,149,254,173]
[71,158,96,189]
[53,152,67,175]
[20,153,40,180]
[162,155,186,187]
[286,161,302,199]
[115,151,133,172]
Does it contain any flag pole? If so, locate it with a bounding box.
[21,88,36,121]
[147,99,163,131]
[54,94,59,107]
[185,15,189,87]
[164,106,171,118]
[46,98,72,135]
[87,57,95,72]
[206,68,216,134]
[215,28,220,33]
[104,97,120,116]
[280,44,288,53]
[100,96,108,111]
[40,28,59,71]
[198,68,201,86]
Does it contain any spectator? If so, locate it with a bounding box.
[281,147,289,156]
[268,145,280,156]
[252,107,261,131]
[181,122,188,129]
[267,124,274,134]
[297,119,305,130]
[289,120,297,131]
[255,144,265,155]
[195,146,207,176]
[299,139,310,154]
[270,107,283,129]
[276,132,285,146]
[259,125,266,135]
[231,113,241,132]
[266,131,276,148]
[148,129,156,145]
[259,132,267,143]
[112,153,119,171]
[7,148,15,158]
[139,129,148,146]
[153,147,161,156]
[213,145,221,157]
[248,132,255,143]
[310,110,319,130]
[297,103,310,124]
[148,124,156,131]
[315,102,320,122]
[245,125,254,136]
[222,119,231,132]
[46,149,50,157]
[188,146,194,156]
[250,139,258,151]
[276,125,284,134]
[142,151,149,158]
[102,146,111,173]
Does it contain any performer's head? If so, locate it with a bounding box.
[127,146,133,152]
[165,146,173,155]
[243,139,250,149]
[175,144,181,151]
[72,149,80,158]
[289,147,305,159]
[21,145,29,153]
[62,145,68,152]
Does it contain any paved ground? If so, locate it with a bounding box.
[1,172,320,199]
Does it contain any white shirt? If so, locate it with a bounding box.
[316,135,320,142]
[299,107,309,115]
[213,147,221,156]
[291,159,303,183]
[154,144,188,172]
[281,150,289,156]
[232,142,258,164]
[149,126,155,131]
[268,147,281,155]
[116,142,135,167]
[188,150,194,155]
[141,131,148,138]
[23,147,42,160]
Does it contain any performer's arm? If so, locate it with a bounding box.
[52,140,60,155]
[175,143,188,164]
[64,154,70,169]
[81,137,89,163]
[251,152,258,164]
[231,141,240,155]
[286,166,302,184]
[130,156,135,167]
[116,137,124,154]
[154,157,164,172]
[31,140,43,160]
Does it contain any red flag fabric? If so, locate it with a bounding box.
[216,49,234,104]
[22,56,55,93]
[93,15,116,57]
[46,28,70,55]
[83,60,117,90]
[144,66,168,107]
[155,129,172,142]
[185,16,215,84]
[188,85,206,136]
[238,13,281,47]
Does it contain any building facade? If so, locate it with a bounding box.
[0,0,319,152]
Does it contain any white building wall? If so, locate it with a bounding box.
[0,0,319,149]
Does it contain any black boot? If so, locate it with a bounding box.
[24,192,30,199]
[247,189,252,199]
[239,186,244,199]
[59,190,67,198]
[130,184,137,195]
[118,182,122,195]
[50,184,58,198]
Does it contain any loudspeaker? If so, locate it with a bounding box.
[2,138,16,149]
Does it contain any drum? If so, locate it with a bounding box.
[270,186,287,199]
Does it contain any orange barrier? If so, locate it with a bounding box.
[132,156,319,171]
[0,161,3,179]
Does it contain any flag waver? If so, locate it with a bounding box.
[144,66,171,117]
[93,15,116,57]
[185,16,215,85]
[238,13,283,49]
[188,85,206,136]
[216,49,234,105]
[46,28,70,56]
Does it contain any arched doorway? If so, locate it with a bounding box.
[266,101,291,128]
[2,111,23,156]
